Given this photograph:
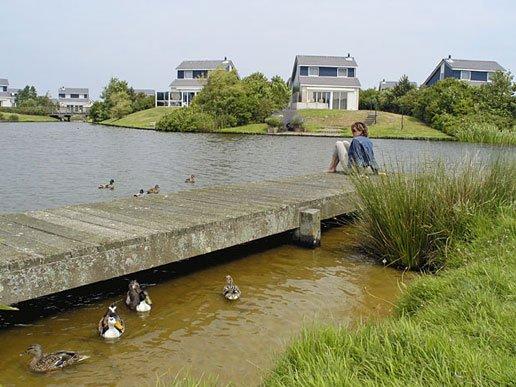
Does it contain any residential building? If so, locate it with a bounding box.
[159,58,236,107]
[289,54,360,110]
[0,78,19,107]
[423,56,505,87]
[134,88,155,97]
[57,87,92,113]
[378,79,417,91]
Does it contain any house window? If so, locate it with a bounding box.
[308,67,319,77]
[71,94,79,98]
[487,72,495,81]
[337,68,347,77]
[309,91,330,105]
[460,70,471,80]
[83,94,88,99]
[184,70,193,79]
[59,93,66,98]
[332,91,348,110]
[1,86,6,92]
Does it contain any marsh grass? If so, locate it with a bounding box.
[352,158,515,270]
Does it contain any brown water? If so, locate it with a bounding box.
[0,225,409,386]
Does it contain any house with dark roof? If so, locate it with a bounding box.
[57,87,92,113]
[423,56,505,87]
[134,89,155,97]
[158,58,235,107]
[0,78,19,108]
[289,54,360,110]
[378,79,417,91]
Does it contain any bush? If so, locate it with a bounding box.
[287,114,304,131]
[440,114,516,146]
[0,112,4,121]
[9,114,19,121]
[155,107,215,132]
[352,158,516,270]
[264,115,283,128]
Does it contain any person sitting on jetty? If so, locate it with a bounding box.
[326,122,379,174]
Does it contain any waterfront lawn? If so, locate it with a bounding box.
[0,112,57,122]
[299,109,451,140]
[217,123,268,134]
[102,107,175,129]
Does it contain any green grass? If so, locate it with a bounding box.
[299,109,451,140]
[216,123,268,134]
[102,107,175,129]
[266,206,516,386]
[0,112,57,122]
[450,122,516,146]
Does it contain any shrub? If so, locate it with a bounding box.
[0,112,4,120]
[9,114,19,121]
[155,107,215,132]
[264,115,283,128]
[441,114,516,146]
[287,114,304,130]
[352,158,516,270]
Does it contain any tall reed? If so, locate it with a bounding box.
[352,158,515,270]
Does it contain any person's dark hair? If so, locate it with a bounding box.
[351,122,369,137]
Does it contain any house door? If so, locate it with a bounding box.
[182,92,196,106]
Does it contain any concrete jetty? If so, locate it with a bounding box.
[0,173,357,305]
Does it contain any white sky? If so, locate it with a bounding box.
[1,0,514,98]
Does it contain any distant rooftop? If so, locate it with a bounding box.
[299,76,361,88]
[0,78,8,86]
[58,87,89,94]
[134,88,155,96]
[296,55,358,68]
[444,58,505,72]
[176,59,234,70]
[379,80,417,90]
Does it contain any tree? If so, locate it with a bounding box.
[15,86,37,105]
[392,75,416,98]
[242,72,275,123]
[109,91,133,119]
[89,101,109,122]
[359,88,380,110]
[270,76,291,110]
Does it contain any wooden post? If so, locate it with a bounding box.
[294,208,321,248]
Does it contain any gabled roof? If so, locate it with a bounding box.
[379,80,417,90]
[296,55,358,68]
[170,78,206,88]
[0,78,9,86]
[298,76,361,88]
[58,87,89,94]
[444,58,505,72]
[176,59,235,71]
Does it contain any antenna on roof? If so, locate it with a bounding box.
[448,54,452,59]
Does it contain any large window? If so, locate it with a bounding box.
[332,91,348,110]
[337,68,347,77]
[71,94,79,98]
[310,91,330,105]
[58,93,66,98]
[460,70,471,80]
[308,67,319,76]
[184,70,193,79]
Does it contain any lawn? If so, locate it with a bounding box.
[217,123,268,134]
[102,107,175,129]
[0,112,57,122]
[299,109,452,140]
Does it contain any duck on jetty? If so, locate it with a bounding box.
[24,344,89,373]
[147,185,160,194]
[223,275,241,301]
[98,179,115,190]
[133,189,145,197]
[98,304,125,339]
[125,280,152,312]
[185,175,196,184]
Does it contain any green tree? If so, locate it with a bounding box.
[270,76,291,110]
[359,88,380,110]
[242,72,275,123]
[89,101,109,122]
[392,75,416,98]
[109,91,133,119]
[15,85,37,105]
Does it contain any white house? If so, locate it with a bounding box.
[289,55,360,110]
[0,78,19,108]
[57,87,92,113]
[157,58,236,107]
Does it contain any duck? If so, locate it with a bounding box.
[133,189,145,197]
[222,275,241,301]
[185,174,196,184]
[125,280,152,312]
[24,343,89,373]
[98,304,125,339]
[146,184,160,194]
[98,179,115,190]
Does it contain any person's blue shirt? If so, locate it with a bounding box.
[348,136,379,172]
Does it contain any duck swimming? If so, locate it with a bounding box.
[98,179,115,190]
[223,275,241,301]
[147,184,160,194]
[24,344,89,373]
[98,304,125,339]
[133,189,145,197]
[125,280,152,312]
[185,175,196,184]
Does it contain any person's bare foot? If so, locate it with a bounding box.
[325,168,336,173]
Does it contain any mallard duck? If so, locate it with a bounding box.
[24,344,89,373]
[223,275,241,301]
[133,189,145,197]
[125,280,152,312]
[185,175,196,184]
[98,179,115,190]
[98,304,125,339]
[147,184,160,194]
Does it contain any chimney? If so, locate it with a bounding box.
[224,56,227,61]
[347,53,350,57]
[448,54,452,59]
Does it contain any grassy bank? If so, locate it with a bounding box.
[0,112,57,122]
[299,109,452,140]
[266,160,515,386]
[102,107,174,129]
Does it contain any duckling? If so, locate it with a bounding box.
[133,189,145,197]
[98,179,115,190]
[98,304,125,339]
[147,184,160,194]
[125,280,152,312]
[24,344,89,373]
[185,174,196,184]
[222,275,241,301]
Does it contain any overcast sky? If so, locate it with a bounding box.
[1,0,514,98]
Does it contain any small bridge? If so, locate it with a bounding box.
[0,173,357,305]
[49,111,88,122]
